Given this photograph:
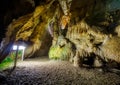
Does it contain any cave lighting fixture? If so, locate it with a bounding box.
[13,45,26,50]
[13,45,26,61]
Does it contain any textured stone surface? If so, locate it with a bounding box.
[1,57,120,85]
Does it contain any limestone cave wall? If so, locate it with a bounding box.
[0,0,120,68]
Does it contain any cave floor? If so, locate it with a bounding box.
[0,56,120,85]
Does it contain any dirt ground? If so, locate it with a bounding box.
[0,57,120,85]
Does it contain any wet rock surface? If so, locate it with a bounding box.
[0,57,120,85]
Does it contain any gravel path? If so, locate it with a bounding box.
[0,57,120,85]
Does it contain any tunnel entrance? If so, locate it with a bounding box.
[24,31,53,59]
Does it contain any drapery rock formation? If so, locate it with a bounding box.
[0,0,120,70]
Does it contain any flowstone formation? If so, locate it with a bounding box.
[0,0,120,70]
[49,35,75,61]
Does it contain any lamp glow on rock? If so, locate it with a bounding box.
[13,45,26,61]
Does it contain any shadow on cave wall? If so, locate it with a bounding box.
[31,32,53,58]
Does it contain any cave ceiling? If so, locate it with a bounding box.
[0,0,120,42]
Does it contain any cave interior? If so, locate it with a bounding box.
[0,0,120,84]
